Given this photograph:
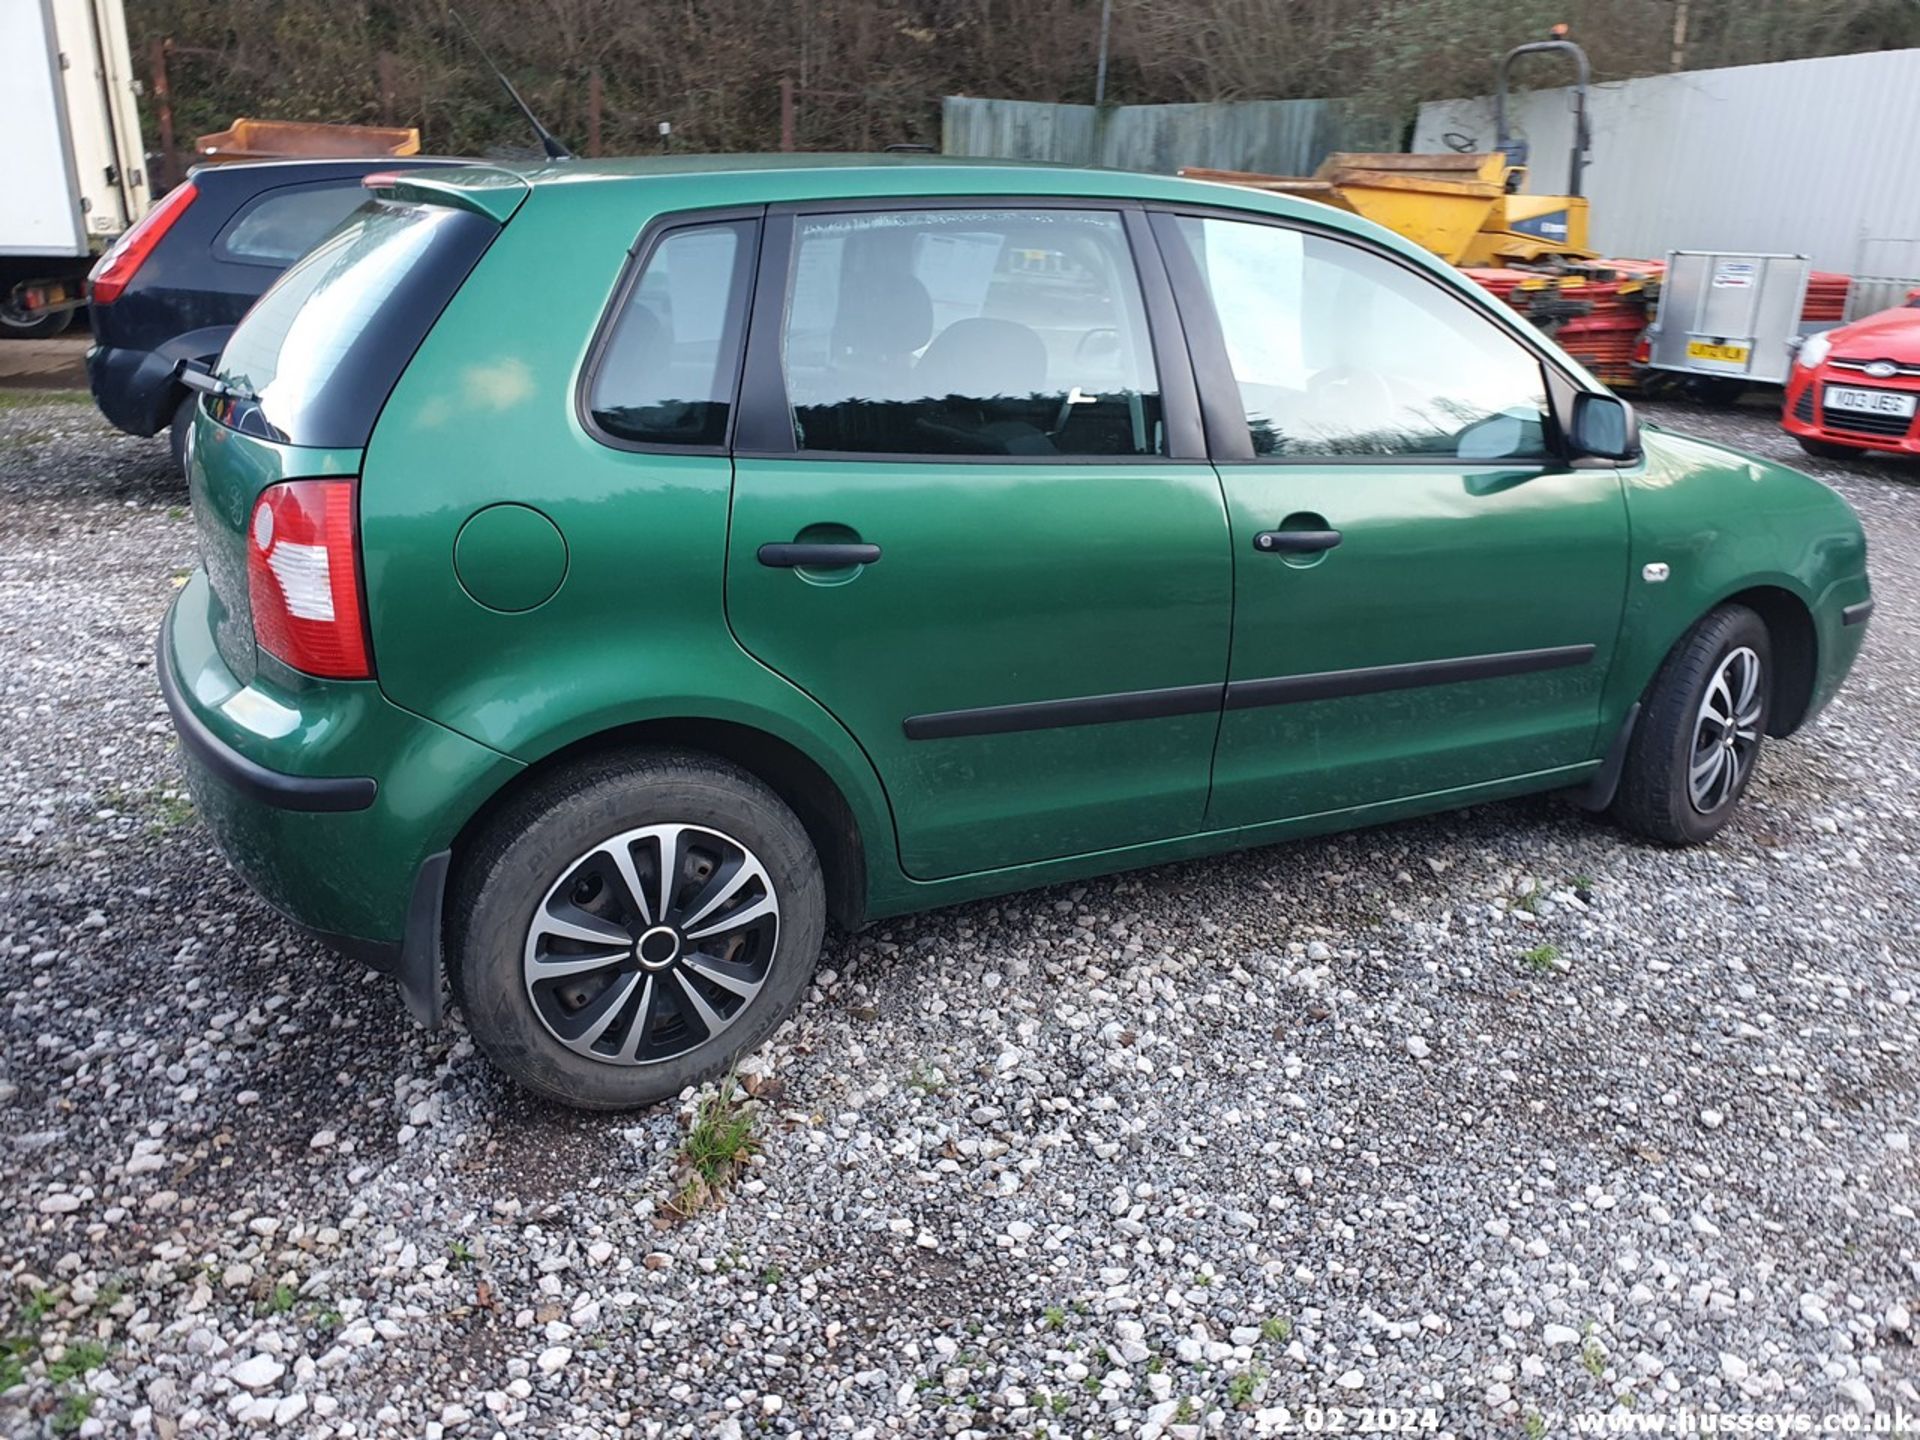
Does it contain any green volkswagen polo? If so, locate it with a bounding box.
[161,156,1873,1109]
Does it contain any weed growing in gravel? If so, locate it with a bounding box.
[1521,943,1562,973]
[1228,1365,1266,1407]
[1521,1413,1546,1440]
[52,1392,93,1435]
[0,1336,31,1390]
[667,1077,760,1216]
[1584,1339,1607,1377]
[761,1264,783,1286]
[1174,1396,1197,1423]
[45,1340,106,1384]
[1042,1304,1066,1330]
[261,1284,296,1317]
[447,1240,475,1267]
[1260,1316,1292,1342]
[21,1288,58,1329]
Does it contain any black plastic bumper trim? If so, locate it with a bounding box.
[156,621,378,813]
[397,850,450,1028]
[1842,599,1874,627]
[1225,644,1596,710]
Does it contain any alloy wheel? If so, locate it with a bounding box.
[1687,645,1763,814]
[522,822,779,1065]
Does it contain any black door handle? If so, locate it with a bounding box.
[1252,529,1342,554]
[757,542,881,568]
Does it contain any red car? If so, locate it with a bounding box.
[1783,296,1920,459]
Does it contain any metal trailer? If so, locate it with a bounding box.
[1,0,149,337]
[1645,250,1812,395]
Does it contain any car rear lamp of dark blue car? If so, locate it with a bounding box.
[88,180,199,304]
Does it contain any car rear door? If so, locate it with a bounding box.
[1152,210,1631,827]
[724,201,1232,881]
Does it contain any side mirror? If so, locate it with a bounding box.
[1570,392,1640,461]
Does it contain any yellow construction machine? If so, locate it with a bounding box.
[1185,33,1596,268]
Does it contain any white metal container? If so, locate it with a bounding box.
[2,0,149,260]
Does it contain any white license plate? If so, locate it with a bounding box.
[1824,385,1917,418]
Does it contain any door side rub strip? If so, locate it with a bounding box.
[1223,644,1597,710]
[902,644,1597,740]
[902,682,1223,741]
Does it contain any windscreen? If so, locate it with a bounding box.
[211,199,498,449]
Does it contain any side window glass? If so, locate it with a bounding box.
[1174,216,1552,460]
[589,219,755,448]
[219,185,375,266]
[782,209,1164,457]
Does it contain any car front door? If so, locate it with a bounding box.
[725,202,1232,880]
[1152,211,1631,828]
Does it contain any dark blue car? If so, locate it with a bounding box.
[86,156,461,470]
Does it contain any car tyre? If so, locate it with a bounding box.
[168,393,195,476]
[450,750,825,1111]
[0,307,75,340]
[1796,436,1861,462]
[1610,604,1771,846]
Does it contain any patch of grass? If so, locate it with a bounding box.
[313,1308,343,1331]
[45,1340,106,1384]
[147,791,196,833]
[52,1392,94,1436]
[1512,887,1540,915]
[260,1284,296,1317]
[666,1078,760,1218]
[92,1282,123,1311]
[1521,1412,1547,1440]
[447,1240,475,1267]
[1521,942,1562,973]
[0,1336,33,1391]
[1174,1396,1197,1424]
[1227,1366,1265,1408]
[906,1060,946,1093]
[1042,1304,1066,1330]
[167,506,187,522]
[21,1289,58,1329]
[1583,1340,1607,1378]
[1049,1392,1070,1416]
[1260,1316,1292,1343]
[0,389,91,410]
[760,1264,783,1287]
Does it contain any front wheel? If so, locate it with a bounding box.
[1610,604,1771,845]
[451,751,825,1110]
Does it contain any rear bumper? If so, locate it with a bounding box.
[158,572,521,1021]
[86,342,182,438]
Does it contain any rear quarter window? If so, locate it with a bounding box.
[214,183,377,266]
[211,199,499,449]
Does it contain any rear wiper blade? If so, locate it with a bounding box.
[176,357,255,401]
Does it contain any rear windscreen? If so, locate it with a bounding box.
[211,199,498,449]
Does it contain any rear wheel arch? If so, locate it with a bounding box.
[446,718,871,933]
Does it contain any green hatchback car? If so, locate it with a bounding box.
[160,156,1873,1108]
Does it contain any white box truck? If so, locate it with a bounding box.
[2,0,149,337]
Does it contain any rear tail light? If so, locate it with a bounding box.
[88,180,198,304]
[246,480,372,679]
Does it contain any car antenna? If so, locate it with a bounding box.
[449,8,573,160]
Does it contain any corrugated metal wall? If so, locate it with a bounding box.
[942,96,1392,176]
[1413,48,1920,279]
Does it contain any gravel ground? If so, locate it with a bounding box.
[1,390,1914,1439]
